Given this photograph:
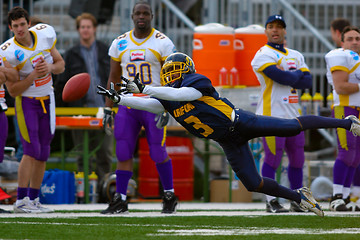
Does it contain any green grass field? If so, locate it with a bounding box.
[1,211,360,240]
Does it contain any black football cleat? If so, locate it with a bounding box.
[161,191,178,214]
[101,193,128,214]
[344,196,360,212]
[266,199,289,213]
[329,194,349,212]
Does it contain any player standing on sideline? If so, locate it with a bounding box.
[58,13,113,195]
[98,52,360,217]
[330,18,351,48]
[325,26,360,211]
[100,1,177,214]
[329,18,360,206]
[1,7,65,213]
[0,55,19,214]
[251,15,312,213]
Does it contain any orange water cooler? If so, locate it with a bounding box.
[138,136,194,201]
[192,23,236,86]
[234,24,267,86]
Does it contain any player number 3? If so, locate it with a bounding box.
[184,116,214,137]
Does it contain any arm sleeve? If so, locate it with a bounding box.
[119,96,165,114]
[143,85,203,101]
[290,71,312,89]
[262,65,305,87]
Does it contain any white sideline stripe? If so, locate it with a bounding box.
[148,228,360,236]
[0,201,335,211]
[0,221,359,236]
[0,210,359,218]
[1,202,360,218]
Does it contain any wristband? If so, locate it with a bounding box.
[358,83,360,92]
[104,107,112,114]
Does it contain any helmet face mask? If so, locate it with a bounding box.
[160,52,195,86]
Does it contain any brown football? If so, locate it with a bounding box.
[62,73,90,102]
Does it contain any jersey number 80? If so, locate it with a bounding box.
[126,62,152,85]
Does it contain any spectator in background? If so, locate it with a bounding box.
[251,15,312,213]
[58,13,113,196]
[325,26,360,211]
[2,7,65,213]
[330,18,351,48]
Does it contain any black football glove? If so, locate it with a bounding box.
[97,82,121,103]
[155,112,170,129]
[103,107,114,135]
[118,73,145,94]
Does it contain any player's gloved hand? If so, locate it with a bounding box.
[155,112,170,129]
[118,73,145,94]
[103,107,114,135]
[97,82,121,103]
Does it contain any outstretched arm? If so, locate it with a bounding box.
[143,86,203,101]
[119,74,203,101]
[97,84,165,114]
[121,96,165,114]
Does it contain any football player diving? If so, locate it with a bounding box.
[98,52,360,217]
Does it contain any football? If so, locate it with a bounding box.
[62,73,90,102]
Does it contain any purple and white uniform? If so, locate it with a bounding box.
[0,24,57,161]
[0,58,7,163]
[109,28,176,163]
[325,48,360,196]
[252,44,309,197]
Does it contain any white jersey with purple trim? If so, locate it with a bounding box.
[108,28,176,88]
[325,48,360,107]
[251,44,309,118]
[0,23,57,97]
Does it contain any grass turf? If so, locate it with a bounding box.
[1,215,359,239]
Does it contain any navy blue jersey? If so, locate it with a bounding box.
[157,73,235,139]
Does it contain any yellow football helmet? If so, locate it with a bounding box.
[160,52,195,86]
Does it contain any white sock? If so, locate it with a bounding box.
[121,194,127,201]
[351,186,360,197]
[333,184,343,196]
[164,189,174,193]
[343,187,351,199]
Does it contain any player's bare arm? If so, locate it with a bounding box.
[332,70,360,95]
[5,68,40,97]
[0,60,19,82]
[0,72,6,84]
[48,47,65,74]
